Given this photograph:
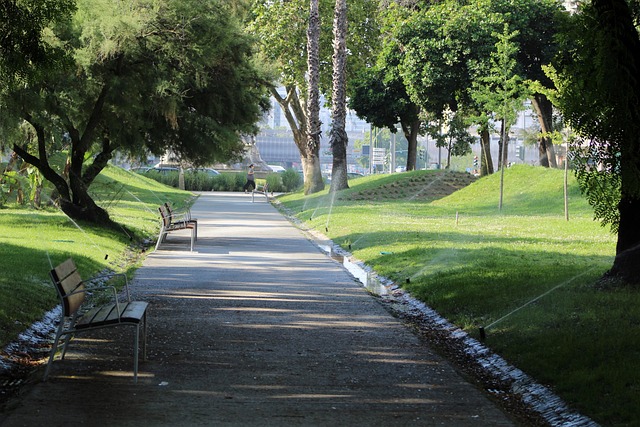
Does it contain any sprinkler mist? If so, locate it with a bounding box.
[478,269,594,341]
[43,194,110,260]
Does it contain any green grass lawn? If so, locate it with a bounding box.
[277,165,637,427]
[0,165,194,347]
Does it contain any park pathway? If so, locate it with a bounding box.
[0,192,515,426]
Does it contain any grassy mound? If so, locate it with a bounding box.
[339,170,477,201]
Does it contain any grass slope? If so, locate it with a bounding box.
[278,165,637,427]
[0,165,194,347]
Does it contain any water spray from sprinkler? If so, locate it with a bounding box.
[478,268,594,341]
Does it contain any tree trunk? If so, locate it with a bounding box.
[15,115,114,225]
[498,121,506,170]
[531,93,558,168]
[270,86,324,194]
[304,0,324,194]
[601,0,640,284]
[13,139,112,225]
[608,196,640,283]
[480,127,494,176]
[402,118,420,171]
[329,0,349,192]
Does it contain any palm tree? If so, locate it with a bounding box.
[304,0,325,194]
[329,0,349,192]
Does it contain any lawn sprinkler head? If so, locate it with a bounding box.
[325,227,328,232]
[406,277,411,284]
[348,244,352,250]
[105,254,109,260]
[479,327,486,341]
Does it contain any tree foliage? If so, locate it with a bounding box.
[548,0,640,282]
[549,0,640,233]
[247,0,380,194]
[348,4,422,172]
[390,0,563,172]
[0,0,75,83]
[1,0,271,224]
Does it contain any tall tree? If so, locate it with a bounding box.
[396,0,564,175]
[305,0,324,194]
[248,0,380,194]
[349,67,421,171]
[472,24,529,209]
[329,0,349,192]
[348,5,422,172]
[484,0,566,169]
[549,0,640,283]
[398,0,497,173]
[1,0,270,224]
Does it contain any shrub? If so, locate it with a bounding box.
[184,171,213,191]
[281,168,302,192]
[144,170,247,192]
[145,170,179,188]
[266,173,284,192]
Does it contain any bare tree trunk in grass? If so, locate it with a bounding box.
[531,93,557,168]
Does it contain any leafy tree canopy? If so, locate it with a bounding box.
[248,0,380,103]
[1,0,272,223]
[547,0,640,232]
[0,0,75,83]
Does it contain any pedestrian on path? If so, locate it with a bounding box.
[243,164,255,193]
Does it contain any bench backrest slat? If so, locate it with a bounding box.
[50,258,86,316]
[158,206,171,227]
[164,202,174,222]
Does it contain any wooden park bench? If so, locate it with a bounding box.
[252,182,270,203]
[44,258,149,383]
[156,204,197,251]
[164,202,197,225]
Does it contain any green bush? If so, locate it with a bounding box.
[144,170,179,188]
[184,171,213,191]
[213,172,242,191]
[281,168,302,192]
[266,173,284,192]
[144,170,247,192]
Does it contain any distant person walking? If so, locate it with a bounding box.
[243,164,255,193]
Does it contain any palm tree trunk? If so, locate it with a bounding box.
[329,0,349,192]
[304,0,325,195]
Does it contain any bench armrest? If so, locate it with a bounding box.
[84,272,131,301]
